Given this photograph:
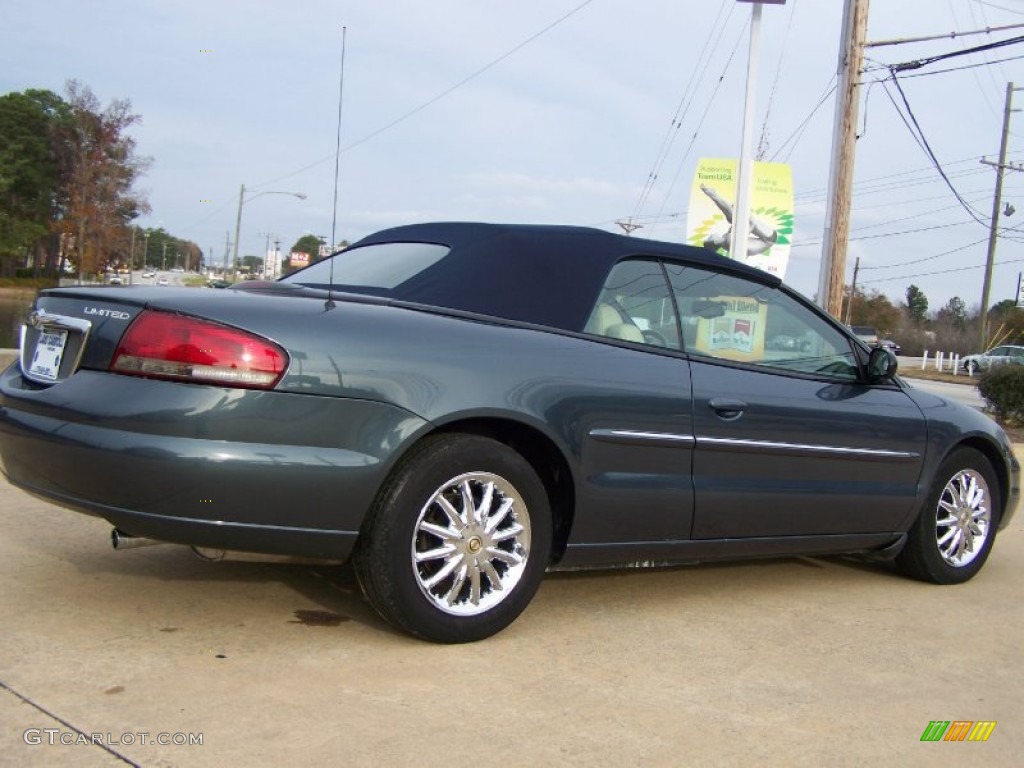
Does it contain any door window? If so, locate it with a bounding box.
[665,263,859,380]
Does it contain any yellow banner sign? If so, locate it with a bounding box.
[686,158,794,279]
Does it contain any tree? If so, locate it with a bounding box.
[0,91,61,277]
[984,299,1024,346]
[282,234,325,276]
[905,284,928,326]
[842,286,900,335]
[935,296,968,331]
[291,234,323,260]
[239,255,263,274]
[137,227,202,272]
[60,80,150,276]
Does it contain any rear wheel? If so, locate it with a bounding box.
[896,447,999,584]
[965,360,978,374]
[354,434,551,642]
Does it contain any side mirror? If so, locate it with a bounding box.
[867,346,898,382]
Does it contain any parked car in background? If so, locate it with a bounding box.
[1,223,1019,642]
[961,344,1024,374]
[878,339,901,356]
[850,325,879,346]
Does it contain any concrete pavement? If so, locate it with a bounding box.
[1,474,1021,767]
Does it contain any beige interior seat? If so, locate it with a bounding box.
[584,303,621,335]
[604,323,644,342]
[584,302,644,343]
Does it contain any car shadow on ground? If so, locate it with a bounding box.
[53,541,910,642]
[61,543,397,636]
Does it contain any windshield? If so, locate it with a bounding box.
[282,242,450,293]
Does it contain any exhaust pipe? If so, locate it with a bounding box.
[111,528,165,550]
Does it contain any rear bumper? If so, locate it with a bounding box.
[0,366,428,559]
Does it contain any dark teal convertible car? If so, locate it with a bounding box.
[0,223,1018,641]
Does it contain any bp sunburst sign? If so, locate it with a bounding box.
[686,158,794,279]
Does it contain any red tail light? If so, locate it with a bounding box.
[111,310,288,389]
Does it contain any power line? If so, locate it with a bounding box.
[859,253,1024,285]
[756,0,799,160]
[647,19,749,235]
[883,71,992,227]
[889,33,1024,73]
[252,0,599,190]
[857,237,989,271]
[767,76,836,164]
[630,0,734,224]
[870,52,1024,79]
[794,219,975,248]
[971,1,1024,16]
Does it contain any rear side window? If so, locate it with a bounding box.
[283,243,449,291]
[583,260,680,350]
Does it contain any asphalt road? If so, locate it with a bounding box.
[1,476,1021,767]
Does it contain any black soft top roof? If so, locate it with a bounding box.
[347,222,782,332]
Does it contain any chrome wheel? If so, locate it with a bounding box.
[935,468,991,567]
[412,472,531,616]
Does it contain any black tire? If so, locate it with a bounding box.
[896,447,1000,584]
[354,434,552,643]
[966,360,978,375]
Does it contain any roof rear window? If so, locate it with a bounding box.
[282,242,449,291]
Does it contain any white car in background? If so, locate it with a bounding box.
[961,345,1024,374]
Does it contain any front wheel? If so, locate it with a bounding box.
[354,434,552,642]
[896,447,999,584]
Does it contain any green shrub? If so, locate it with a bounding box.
[977,366,1024,425]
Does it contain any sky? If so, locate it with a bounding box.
[3,0,1024,315]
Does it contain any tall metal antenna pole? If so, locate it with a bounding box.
[330,27,347,252]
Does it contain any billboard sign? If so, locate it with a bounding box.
[686,157,794,279]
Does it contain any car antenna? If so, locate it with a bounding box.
[325,25,347,312]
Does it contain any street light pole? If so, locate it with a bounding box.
[730,1,787,266]
[232,184,306,279]
[729,1,763,267]
[232,183,246,277]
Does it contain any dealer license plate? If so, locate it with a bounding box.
[28,329,68,381]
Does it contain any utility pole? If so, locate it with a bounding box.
[817,0,870,316]
[615,218,642,235]
[844,256,860,325]
[128,227,136,285]
[257,231,275,278]
[979,81,1019,350]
